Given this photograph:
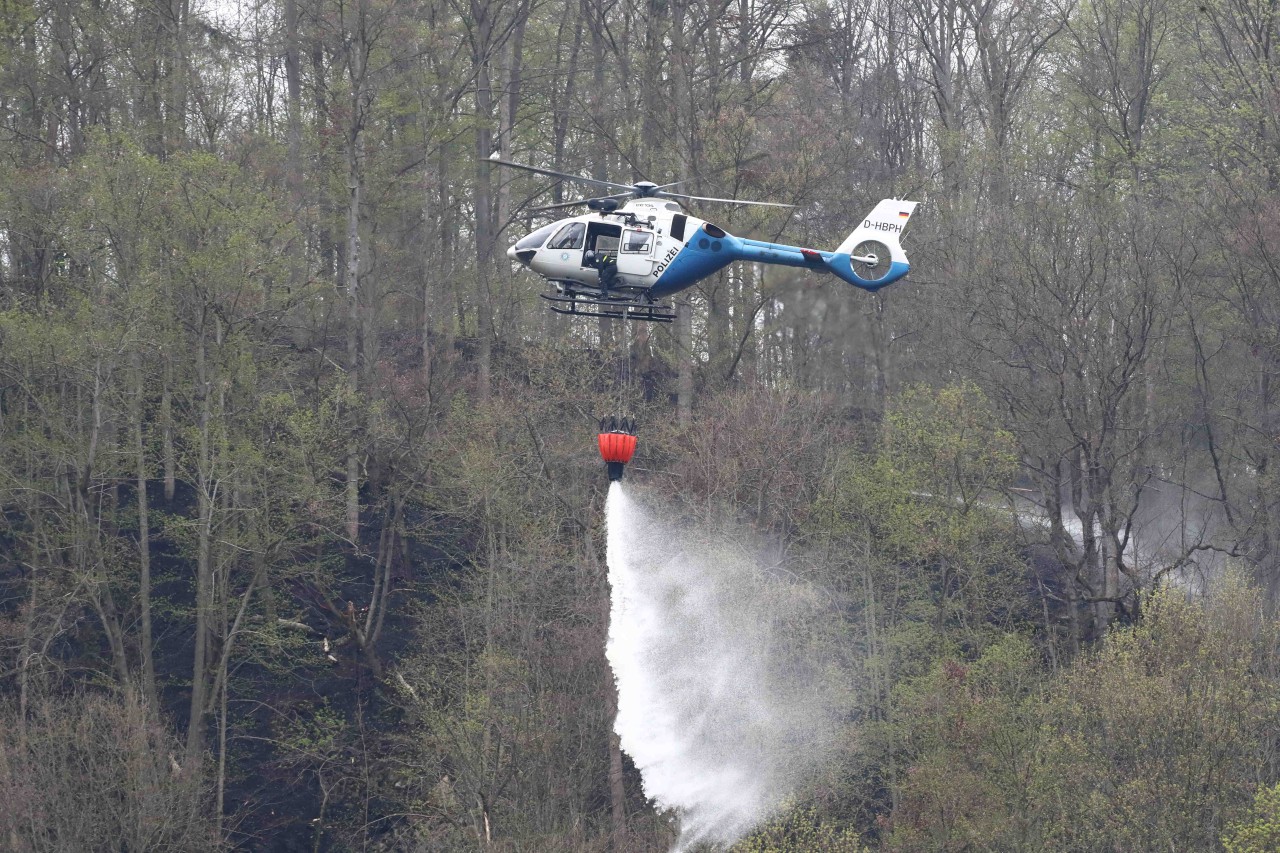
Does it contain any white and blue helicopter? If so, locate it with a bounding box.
[494,155,918,323]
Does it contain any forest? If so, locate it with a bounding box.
[2,0,1280,846]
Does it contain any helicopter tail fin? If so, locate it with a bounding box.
[826,199,919,291]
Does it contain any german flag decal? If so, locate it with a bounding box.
[899,210,911,218]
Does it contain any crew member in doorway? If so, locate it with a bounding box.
[586,248,618,294]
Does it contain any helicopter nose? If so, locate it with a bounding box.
[508,245,536,266]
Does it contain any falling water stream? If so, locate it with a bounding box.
[604,482,838,851]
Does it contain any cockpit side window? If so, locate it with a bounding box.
[547,222,586,250]
[621,231,652,253]
[515,223,557,250]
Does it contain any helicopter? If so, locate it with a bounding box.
[492,154,919,323]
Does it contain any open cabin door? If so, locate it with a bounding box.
[583,222,622,270]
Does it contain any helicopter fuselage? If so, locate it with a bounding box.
[506,198,916,304]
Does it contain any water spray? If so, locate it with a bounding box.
[604,482,839,851]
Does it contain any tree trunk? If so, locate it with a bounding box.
[609,731,627,849]
[344,36,365,544]
[162,355,175,501]
[677,301,693,428]
[186,324,214,767]
[470,0,501,402]
[285,0,305,292]
[132,352,158,708]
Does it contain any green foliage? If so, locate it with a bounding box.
[886,635,1045,852]
[733,806,869,852]
[820,381,1018,561]
[876,574,1280,853]
[0,691,220,850]
[815,381,1024,648]
[796,384,1033,842]
[4,0,1280,844]
[1032,575,1280,852]
[1223,784,1280,853]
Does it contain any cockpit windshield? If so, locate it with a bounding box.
[547,222,586,250]
[515,224,557,250]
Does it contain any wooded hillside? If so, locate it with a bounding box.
[2,0,1280,847]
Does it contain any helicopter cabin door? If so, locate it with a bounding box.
[541,221,587,281]
[617,228,655,282]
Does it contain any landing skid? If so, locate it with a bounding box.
[540,291,676,323]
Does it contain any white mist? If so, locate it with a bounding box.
[605,482,837,851]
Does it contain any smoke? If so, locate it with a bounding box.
[605,482,840,851]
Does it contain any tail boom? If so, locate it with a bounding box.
[646,199,918,297]
[732,199,919,292]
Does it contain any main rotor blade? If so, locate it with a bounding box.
[528,198,592,213]
[489,157,635,194]
[528,194,629,213]
[658,191,795,208]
